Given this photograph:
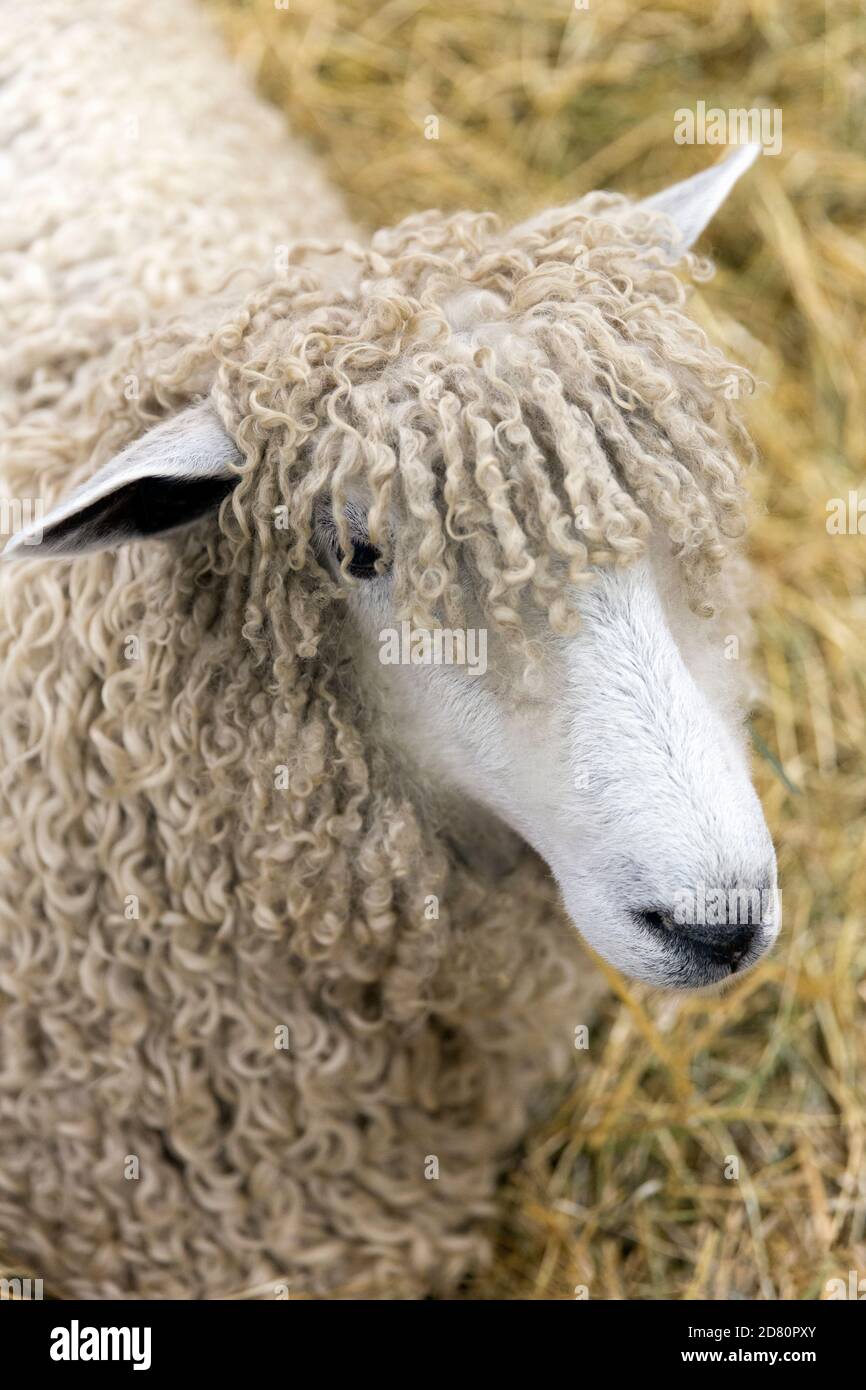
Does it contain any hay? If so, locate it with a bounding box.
[177,0,866,1297]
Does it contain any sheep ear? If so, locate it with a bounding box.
[640,142,761,254]
[512,141,761,248]
[2,402,241,558]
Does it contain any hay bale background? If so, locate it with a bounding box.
[204,0,866,1301]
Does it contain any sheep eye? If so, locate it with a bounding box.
[339,540,382,580]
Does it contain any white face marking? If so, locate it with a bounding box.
[338,536,778,992]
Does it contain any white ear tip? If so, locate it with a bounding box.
[2,528,35,559]
[642,141,762,253]
[728,141,762,174]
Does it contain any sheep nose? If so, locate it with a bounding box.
[633,908,765,974]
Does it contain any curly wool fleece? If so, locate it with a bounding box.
[0,0,753,1297]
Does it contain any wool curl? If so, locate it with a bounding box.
[0,4,756,1303]
[85,194,755,641]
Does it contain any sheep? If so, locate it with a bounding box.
[0,0,778,1299]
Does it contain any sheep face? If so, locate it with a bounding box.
[331,508,779,990]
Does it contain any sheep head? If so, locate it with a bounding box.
[5,144,779,989]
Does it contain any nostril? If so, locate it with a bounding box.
[720,924,756,968]
[633,908,760,973]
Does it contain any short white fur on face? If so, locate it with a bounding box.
[559,560,778,987]
[345,541,778,991]
[3,142,776,988]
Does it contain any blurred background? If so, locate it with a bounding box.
[206,0,866,1299]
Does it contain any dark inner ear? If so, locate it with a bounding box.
[44,474,238,552]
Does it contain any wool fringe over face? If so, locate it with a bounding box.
[138,202,752,628]
[0,0,754,1300]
